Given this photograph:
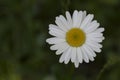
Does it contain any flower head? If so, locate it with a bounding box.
[46,10,105,68]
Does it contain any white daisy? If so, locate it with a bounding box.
[46,10,105,68]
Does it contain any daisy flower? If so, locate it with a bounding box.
[46,10,105,68]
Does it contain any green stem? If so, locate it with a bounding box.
[96,63,108,80]
[96,57,120,80]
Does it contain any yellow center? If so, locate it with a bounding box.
[66,28,86,47]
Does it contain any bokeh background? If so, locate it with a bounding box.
[0,0,120,80]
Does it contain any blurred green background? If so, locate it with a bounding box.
[0,0,120,80]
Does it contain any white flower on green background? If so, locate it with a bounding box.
[46,10,105,68]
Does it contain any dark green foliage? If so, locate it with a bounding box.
[0,0,120,80]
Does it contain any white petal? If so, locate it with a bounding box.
[73,10,79,27]
[82,21,96,31]
[64,47,72,64]
[82,11,87,20]
[55,17,67,32]
[77,47,83,63]
[59,50,67,63]
[87,33,103,38]
[56,43,69,55]
[94,28,105,33]
[102,37,105,40]
[49,24,65,34]
[83,20,97,29]
[59,15,69,29]
[81,47,89,63]
[76,11,83,28]
[74,54,79,68]
[50,42,66,50]
[85,44,96,57]
[49,28,65,37]
[49,24,65,38]
[71,47,77,63]
[80,14,94,29]
[65,11,73,28]
[92,46,101,53]
[86,40,102,48]
[46,37,65,44]
[87,36,104,43]
[86,41,102,53]
[85,21,100,33]
[87,55,94,61]
[83,45,95,61]
[49,24,60,30]
[49,31,65,38]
